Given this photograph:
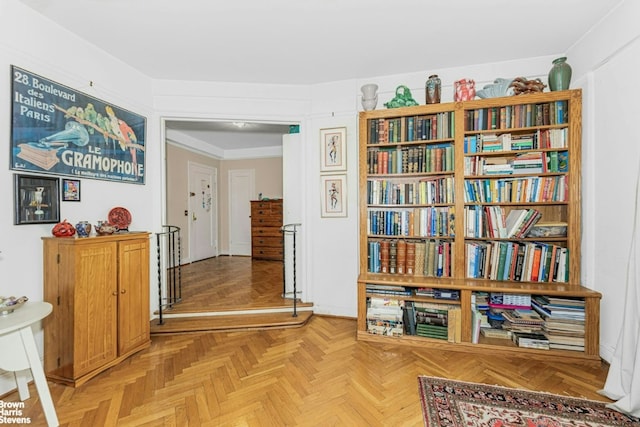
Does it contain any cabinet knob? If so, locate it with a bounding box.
[121,289,127,294]
[112,291,118,296]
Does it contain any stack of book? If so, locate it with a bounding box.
[510,134,535,150]
[366,297,403,337]
[482,156,513,175]
[501,309,545,334]
[479,134,501,152]
[365,284,412,296]
[480,327,512,340]
[511,331,550,349]
[410,302,461,342]
[472,292,490,311]
[414,288,460,301]
[512,151,545,174]
[532,295,586,351]
[489,293,531,310]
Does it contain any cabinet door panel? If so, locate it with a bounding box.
[118,239,150,354]
[74,242,118,376]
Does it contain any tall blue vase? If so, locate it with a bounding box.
[548,57,572,91]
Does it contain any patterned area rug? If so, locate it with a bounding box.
[418,376,640,427]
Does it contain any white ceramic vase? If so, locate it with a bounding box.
[362,97,378,111]
[361,83,379,111]
[361,83,378,99]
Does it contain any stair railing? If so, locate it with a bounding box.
[155,225,182,325]
[281,223,302,317]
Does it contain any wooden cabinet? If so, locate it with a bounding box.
[357,89,602,365]
[42,232,151,387]
[251,199,284,260]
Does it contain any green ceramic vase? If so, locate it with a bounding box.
[548,57,572,91]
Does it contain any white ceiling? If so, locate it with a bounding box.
[165,120,293,156]
[17,0,623,153]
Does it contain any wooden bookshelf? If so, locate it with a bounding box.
[357,89,602,365]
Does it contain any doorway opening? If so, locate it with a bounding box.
[163,119,302,316]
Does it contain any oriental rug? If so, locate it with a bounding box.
[418,376,640,427]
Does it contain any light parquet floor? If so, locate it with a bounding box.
[5,257,612,426]
[151,257,312,334]
[7,316,611,426]
[160,256,299,313]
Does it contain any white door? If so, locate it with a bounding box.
[283,133,303,298]
[229,169,255,255]
[188,162,218,261]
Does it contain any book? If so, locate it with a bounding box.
[389,241,397,274]
[504,209,529,238]
[379,240,390,273]
[447,307,462,343]
[530,244,543,282]
[516,210,542,238]
[471,309,483,344]
[512,332,550,349]
[397,240,407,274]
[405,241,416,275]
[495,242,508,281]
[366,284,412,296]
[481,328,512,339]
[403,301,417,335]
[414,242,426,276]
[549,343,585,352]
[502,309,545,325]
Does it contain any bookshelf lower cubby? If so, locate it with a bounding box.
[357,274,602,366]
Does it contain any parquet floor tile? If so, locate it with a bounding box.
[2,257,612,426]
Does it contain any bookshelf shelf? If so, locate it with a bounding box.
[357,89,602,365]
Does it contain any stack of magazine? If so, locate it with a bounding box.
[532,295,585,351]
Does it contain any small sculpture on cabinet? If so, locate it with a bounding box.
[454,79,476,101]
[384,85,419,109]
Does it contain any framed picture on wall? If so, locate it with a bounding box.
[10,66,147,184]
[320,127,346,172]
[62,178,81,201]
[13,174,60,225]
[320,174,347,218]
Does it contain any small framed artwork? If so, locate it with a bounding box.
[62,178,81,202]
[14,174,60,225]
[320,127,347,172]
[320,174,347,218]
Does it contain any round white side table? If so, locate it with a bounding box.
[0,301,59,426]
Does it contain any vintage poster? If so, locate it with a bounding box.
[10,66,146,184]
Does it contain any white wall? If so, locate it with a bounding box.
[567,0,640,362]
[0,0,635,398]
[0,0,160,393]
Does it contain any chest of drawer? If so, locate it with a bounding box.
[252,235,283,248]
[251,246,284,260]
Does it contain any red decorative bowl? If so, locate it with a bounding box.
[52,219,76,237]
